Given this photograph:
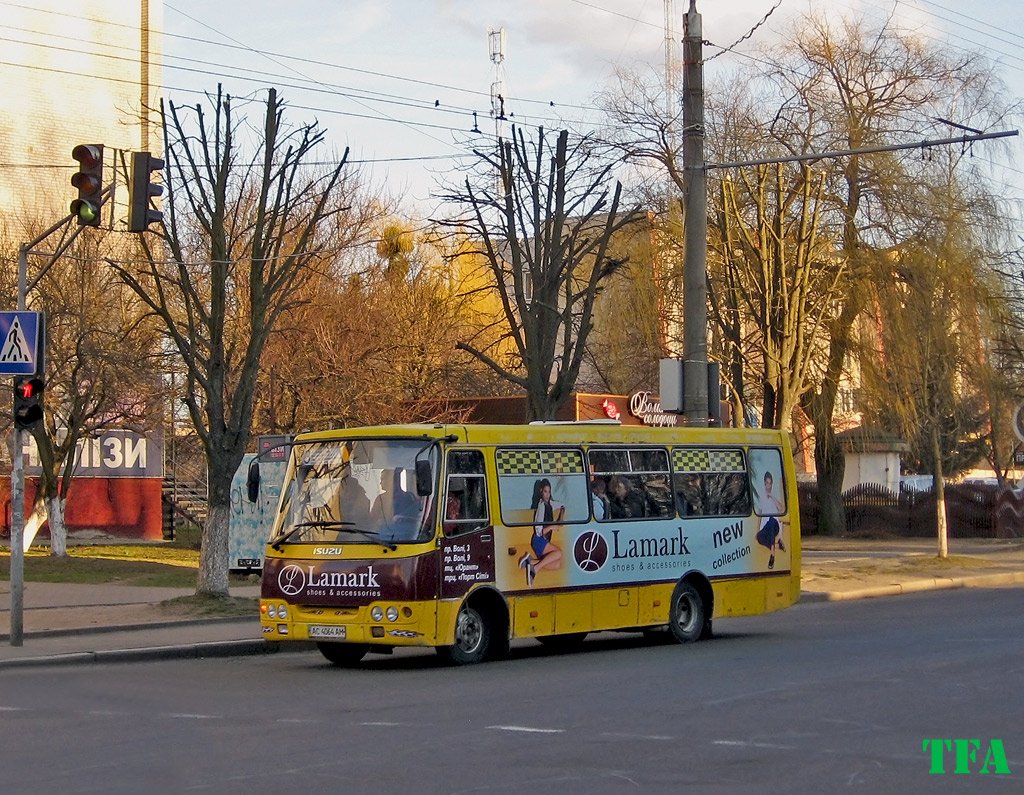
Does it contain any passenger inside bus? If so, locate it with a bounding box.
[591,476,610,519]
[607,475,647,519]
[370,467,421,534]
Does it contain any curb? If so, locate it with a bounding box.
[0,615,255,644]
[801,570,1024,603]
[0,639,273,669]
[0,639,317,670]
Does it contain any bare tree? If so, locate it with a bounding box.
[2,228,159,556]
[764,12,1014,534]
[254,221,499,431]
[597,68,845,435]
[32,247,160,555]
[601,13,1015,534]
[438,126,640,420]
[710,164,844,431]
[859,158,1011,554]
[108,86,352,596]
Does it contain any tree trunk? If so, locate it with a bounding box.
[931,426,949,558]
[45,495,67,556]
[814,427,846,536]
[196,475,232,596]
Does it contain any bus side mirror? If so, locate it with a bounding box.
[415,460,433,497]
[246,461,261,503]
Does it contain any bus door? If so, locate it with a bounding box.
[439,449,494,600]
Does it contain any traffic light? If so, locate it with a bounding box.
[127,151,164,232]
[70,144,104,226]
[13,377,45,430]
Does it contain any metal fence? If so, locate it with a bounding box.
[797,481,1004,538]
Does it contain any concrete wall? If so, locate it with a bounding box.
[842,451,901,493]
[2,477,165,541]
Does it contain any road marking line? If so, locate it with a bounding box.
[714,740,797,750]
[164,713,221,719]
[488,725,564,734]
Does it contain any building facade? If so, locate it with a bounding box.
[1,1,163,235]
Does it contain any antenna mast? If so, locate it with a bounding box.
[488,27,507,140]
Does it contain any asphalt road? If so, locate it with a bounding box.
[2,588,1022,794]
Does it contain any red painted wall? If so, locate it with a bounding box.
[2,477,164,541]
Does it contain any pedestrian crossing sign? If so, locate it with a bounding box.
[0,311,43,375]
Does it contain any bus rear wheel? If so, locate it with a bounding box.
[317,642,368,667]
[439,604,491,665]
[668,581,705,644]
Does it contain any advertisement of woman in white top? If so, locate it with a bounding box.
[518,477,563,586]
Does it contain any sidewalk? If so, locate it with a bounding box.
[1,537,1022,668]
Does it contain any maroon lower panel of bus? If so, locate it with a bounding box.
[262,552,439,606]
[440,529,495,599]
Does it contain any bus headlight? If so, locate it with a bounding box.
[386,606,399,622]
[267,605,277,619]
[277,604,288,620]
[370,606,384,622]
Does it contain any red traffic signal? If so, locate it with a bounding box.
[71,144,104,226]
[13,376,45,430]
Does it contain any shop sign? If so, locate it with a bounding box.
[628,391,679,427]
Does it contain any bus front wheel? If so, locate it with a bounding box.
[317,641,368,667]
[668,581,705,644]
[439,604,491,665]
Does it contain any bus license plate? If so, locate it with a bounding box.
[309,625,346,639]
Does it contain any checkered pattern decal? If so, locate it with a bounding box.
[496,449,543,475]
[709,449,745,472]
[673,448,745,473]
[542,449,584,473]
[673,448,710,472]
[496,448,583,475]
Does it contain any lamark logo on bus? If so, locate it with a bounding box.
[611,528,690,558]
[277,563,380,595]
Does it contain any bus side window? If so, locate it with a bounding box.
[674,472,704,516]
[639,473,673,517]
[672,448,751,518]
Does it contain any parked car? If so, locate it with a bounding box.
[899,475,933,492]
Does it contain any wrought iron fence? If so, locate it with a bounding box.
[798,481,1000,537]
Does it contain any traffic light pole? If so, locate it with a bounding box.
[10,244,30,646]
[9,218,79,647]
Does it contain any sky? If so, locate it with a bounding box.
[161,0,1024,216]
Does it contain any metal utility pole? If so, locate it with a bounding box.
[681,0,708,426]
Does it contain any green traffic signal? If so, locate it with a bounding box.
[70,144,104,227]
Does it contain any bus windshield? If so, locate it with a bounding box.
[271,438,437,547]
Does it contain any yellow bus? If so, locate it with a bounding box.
[256,422,800,665]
